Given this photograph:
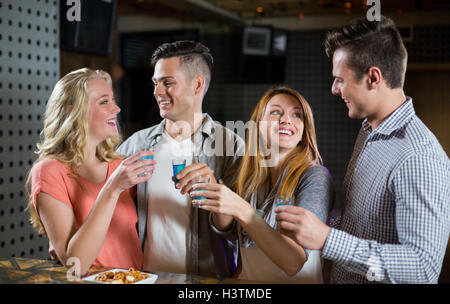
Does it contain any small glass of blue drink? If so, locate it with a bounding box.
[140,147,154,160]
[275,196,293,230]
[172,159,186,184]
[275,196,293,207]
[138,149,154,177]
[192,175,210,202]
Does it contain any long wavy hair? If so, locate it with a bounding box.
[234,87,322,204]
[25,68,123,235]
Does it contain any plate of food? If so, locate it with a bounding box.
[83,268,158,284]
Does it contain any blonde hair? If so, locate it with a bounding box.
[26,68,123,235]
[235,87,322,205]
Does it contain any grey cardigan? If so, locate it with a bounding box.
[211,165,335,259]
[117,113,245,278]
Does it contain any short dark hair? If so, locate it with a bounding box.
[151,40,214,93]
[324,16,407,89]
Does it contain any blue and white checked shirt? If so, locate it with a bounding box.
[322,98,450,283]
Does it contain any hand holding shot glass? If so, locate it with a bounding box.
[189,181,251,217]
[172,162,217,195]
[172,159,187,185]
[114,150,156,188]
[191,175,211,201]
[137,149,155,177]
[274,196,293,231]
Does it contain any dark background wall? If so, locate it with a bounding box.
[200,25,450,212]
[201,29,361,212]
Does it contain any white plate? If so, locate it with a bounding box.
[82,268,158,284]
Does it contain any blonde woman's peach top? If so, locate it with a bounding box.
[31,158,143,270]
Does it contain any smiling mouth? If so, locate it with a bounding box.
[278,129,293,136]
[106,119,116,126]
[157,96,172,107]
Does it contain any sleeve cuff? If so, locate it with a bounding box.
[209,212,237,238]
[321,228,358,263]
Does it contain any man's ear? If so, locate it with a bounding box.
[193,75,205,95]
[367,66,383,90]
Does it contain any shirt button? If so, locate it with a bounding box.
[367,142,372,147]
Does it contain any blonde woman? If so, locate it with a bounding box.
[190,87,334,283]
[25,68,155,275]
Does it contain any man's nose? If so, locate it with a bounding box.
[331,80,340,96]
[153,82,164,96]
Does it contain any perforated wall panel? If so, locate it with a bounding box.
[0,0,59,259]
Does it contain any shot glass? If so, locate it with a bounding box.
[275,196,293,207]
[191,175,211,201]
[140,152,154,160]
[172,159,186,184]
[138,148,154,177]
[275,196,293,230]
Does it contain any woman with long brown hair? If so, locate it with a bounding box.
[190,87,333,283]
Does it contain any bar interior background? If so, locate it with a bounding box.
[0,0,449,283]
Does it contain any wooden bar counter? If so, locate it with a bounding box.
[0,257,258,284]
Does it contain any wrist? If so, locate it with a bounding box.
[102,181,123,198]
[320,225,331,251]
[235,200,256,226]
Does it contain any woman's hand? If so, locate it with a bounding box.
[176,162,217,194]
[193,184,308,276]
[190,183,250,218]
[107,151,156,193]
[190,183,254,231]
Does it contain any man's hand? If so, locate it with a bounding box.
[175,162,217,194]
[275,205,330,250]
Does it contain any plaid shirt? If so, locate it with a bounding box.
[322,98,450,283]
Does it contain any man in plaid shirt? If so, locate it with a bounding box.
[275,16,449,283]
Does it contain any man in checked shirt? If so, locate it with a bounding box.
[275,15,450,283]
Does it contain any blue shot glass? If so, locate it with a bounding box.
[140,148,154,160]
[191,175,211,201]
[172,159,186,184]
[275,196,293,230]
[275,196,293,207]
[138,149,154,177]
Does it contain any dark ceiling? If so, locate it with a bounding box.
[203,0,450,18]
[118,0,450,21]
